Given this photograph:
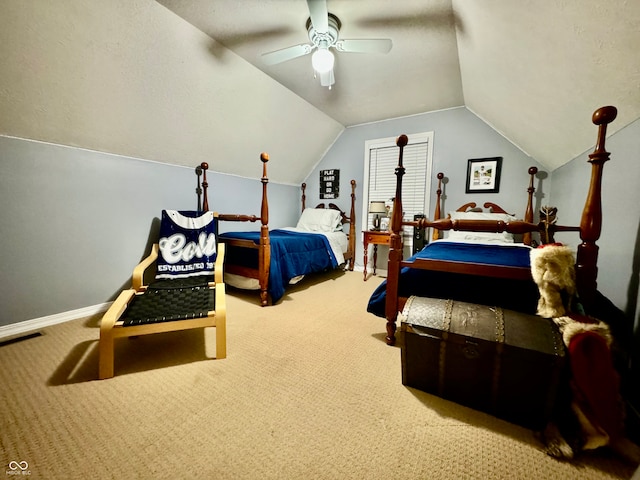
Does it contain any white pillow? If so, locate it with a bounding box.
[296,208,342,232]
[447,211,517,243]
[449,211,517,222]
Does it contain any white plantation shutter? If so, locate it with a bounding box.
[363,132,433,253]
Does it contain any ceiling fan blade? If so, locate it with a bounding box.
[307,0,329,33]
[335,39,393,54]
[261,44,313,66]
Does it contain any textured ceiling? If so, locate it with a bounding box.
[455,1,640,170]
[157,0,464,127]
[157,0,640,172]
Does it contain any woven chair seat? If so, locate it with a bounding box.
[149,275,214,290]
[121,283,215,326]
[99,218,227,379]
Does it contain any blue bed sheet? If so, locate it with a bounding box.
[366,241,539,318]
[220,229,337,304]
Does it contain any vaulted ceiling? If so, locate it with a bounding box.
[157,0,640,173]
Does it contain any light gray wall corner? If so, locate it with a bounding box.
[303,107,545,272]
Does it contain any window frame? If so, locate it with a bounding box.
[361,132,434,254]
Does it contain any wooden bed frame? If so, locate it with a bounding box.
[384,106,617,345]
[300,181,358,272]
[198,154,357,307]
[429,166,539,245]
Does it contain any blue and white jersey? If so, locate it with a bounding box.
[156,210,217,279]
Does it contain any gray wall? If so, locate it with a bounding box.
[304,107,546,270]
[0,136,299,325]
[550,117,640,338]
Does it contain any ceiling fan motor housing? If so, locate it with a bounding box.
[306,13,341,49]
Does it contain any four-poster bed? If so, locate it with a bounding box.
[368,106,618,346]
[198,155,357,306]
[367,165,543,333]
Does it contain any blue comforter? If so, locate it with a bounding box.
[409,240,531,267]
[220,229,338,304]
[367,241,539,317]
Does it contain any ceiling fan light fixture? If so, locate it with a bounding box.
[311,47,334,74]
[260,5,390,89]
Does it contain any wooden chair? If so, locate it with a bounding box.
[99,211,226,379]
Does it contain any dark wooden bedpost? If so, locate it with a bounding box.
[301,183,306,212]
[347,180,357,270]
[195,164,203,213]
[385,134,408,345]
[523,166,538,246]
[201,162,209,212]
[259,153,271,307]
[576,106,617,311]
[432,172,444,241]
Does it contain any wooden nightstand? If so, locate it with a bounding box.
[363,230,392,280]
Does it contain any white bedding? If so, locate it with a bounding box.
[279,227,348,265]
[433,238,532,249]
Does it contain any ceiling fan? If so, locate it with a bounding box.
[260,0,393,88]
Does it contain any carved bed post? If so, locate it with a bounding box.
[576,106,617,311]
[301,183,306,212]
[259,153,271,307]
[195,164,203,213]
[348,179,357,271]
[385,134,408,345]
[432,172,444,241]
[200,162,209,212]
[523,166,538,246]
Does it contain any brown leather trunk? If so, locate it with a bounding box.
[400,297,566,430]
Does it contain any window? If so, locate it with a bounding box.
[362,132,434,253]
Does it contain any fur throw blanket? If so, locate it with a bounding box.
[530,244,640,463]
[530,243,577,318]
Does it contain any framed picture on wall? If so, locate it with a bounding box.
[320,169,339,199]
[465,157,502,193]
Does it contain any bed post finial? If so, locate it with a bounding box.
[592,106,617,155]
[523,166,538,246]
[201,162,209,212]
[576,106,616,310]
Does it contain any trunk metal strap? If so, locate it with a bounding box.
[437,300,454,395]
[491,306,505,410]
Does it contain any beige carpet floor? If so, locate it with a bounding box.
[0,269,637,479]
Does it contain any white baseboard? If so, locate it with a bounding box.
[0,303,112,341]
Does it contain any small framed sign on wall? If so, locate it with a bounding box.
[320,169,340,199]
[465,157,502,193]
